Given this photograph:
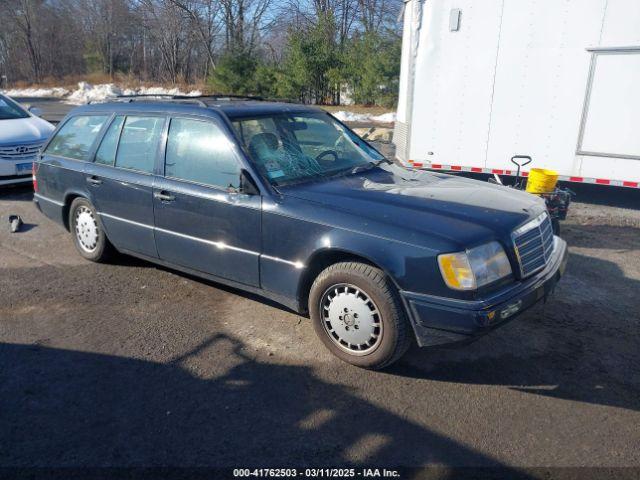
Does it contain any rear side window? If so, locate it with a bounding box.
[95,116,125,166]
[45,115,108,161]
[165,118,240,189]
[115,116,165,173]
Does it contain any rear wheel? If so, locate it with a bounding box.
[69,197,112,262]
[309,261,411,370]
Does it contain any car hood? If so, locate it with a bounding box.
[0,116,55,145]
[279,164,546,249]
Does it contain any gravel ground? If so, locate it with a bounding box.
[1,129,640,473]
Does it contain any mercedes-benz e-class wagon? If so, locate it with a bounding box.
[33,97,567,369]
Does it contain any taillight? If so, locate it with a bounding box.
[32,162,39,192]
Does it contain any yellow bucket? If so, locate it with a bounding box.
[526,168,559,194]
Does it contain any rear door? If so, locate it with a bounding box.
[85,114,165,258]
[152,115,261,286]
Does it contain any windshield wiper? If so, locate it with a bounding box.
[351,158,388,174]
[279,159,389,186]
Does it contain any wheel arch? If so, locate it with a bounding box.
[62,191,89,231]
[297,247,402,314]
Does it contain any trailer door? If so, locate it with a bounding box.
[576,48,640,181]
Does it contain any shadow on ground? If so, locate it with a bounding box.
[0,185,33,202]
[0,335,528,475]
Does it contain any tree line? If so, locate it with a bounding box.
[0,0,402,106]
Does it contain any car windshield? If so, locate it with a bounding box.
[232,112,385,186]
[0,95,30,120]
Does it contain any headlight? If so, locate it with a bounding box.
[438,241,512,291]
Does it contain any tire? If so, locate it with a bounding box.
[309,261,412,370]
[69,197,112,262]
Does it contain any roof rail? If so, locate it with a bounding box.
[87,93,266,106]
[116,94,177,98]
[172,94,264,102]
[110,94,208,107]
[84,94,205,106]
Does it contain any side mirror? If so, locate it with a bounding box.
[28,106,43,117]
[240,169,260,196]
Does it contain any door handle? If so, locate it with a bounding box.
[86,176,102,186]
[154,191,175,202]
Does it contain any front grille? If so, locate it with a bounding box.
[0,141,44,161]
[513,212,555,278]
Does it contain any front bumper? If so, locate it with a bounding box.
[0,156,36,185]
[400,236,569,347]
[0,174,32,186]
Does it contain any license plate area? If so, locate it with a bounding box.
[16,162,33,174]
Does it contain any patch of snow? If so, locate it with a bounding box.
[2,82,201,104]
[370,112,396,123]
[135,85,202,97]
[66,82,123,104]
[66,82,201,104]
[3,87,69,98]
[332,111,370,122]
[332,110,396,124]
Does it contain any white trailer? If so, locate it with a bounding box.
[394,0,640,188]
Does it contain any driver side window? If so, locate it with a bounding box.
[234,118,289,180]
[165,118,240,190]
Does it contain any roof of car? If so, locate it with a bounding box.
[70,99,323,120]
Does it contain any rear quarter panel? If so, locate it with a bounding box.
[37,156,91,228]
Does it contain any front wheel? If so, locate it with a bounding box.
[309,262,411,370]
[69,197,112,262]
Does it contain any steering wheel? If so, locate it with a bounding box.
[315,150,339,166]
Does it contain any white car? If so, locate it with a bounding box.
[0,93,55,186]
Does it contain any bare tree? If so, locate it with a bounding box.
[166,0,222,72]
[0,0,402,107]
[357,0,401,33]
[220,0,274,54]
[6,0,44,82]
[76,0,132,77]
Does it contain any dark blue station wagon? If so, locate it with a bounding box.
[33,97,568,369]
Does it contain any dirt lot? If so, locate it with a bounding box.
[1,173,639,472]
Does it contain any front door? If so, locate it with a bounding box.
[85,115,165,258]
[152,116,261,287]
